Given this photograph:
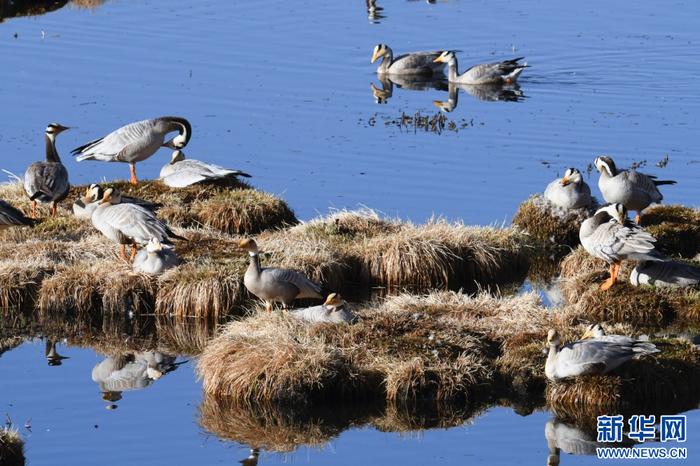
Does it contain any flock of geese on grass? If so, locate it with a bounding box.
[0,45,698,381]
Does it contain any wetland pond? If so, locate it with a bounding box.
[1,0,700,465]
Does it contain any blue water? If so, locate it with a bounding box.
[2,0,700,464]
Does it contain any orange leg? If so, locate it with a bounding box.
[119,244,127,260]
[130,244,137,261]
[265,301,272,312]
[31,200,37,218]
[600,262,621,290]
[129,162,138,185]
[50,202,57,217]
[635,212,641,225]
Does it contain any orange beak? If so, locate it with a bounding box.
[560,176,571,186]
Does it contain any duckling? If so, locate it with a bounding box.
[630,260,700,288]
[544,329,658,381]
[133,237,180,275]
[579,203,666,290]
[24,123,71,217]
[544,168,593,210]
[238,239,323,311]
[289,293,356,324]
[594,155,676,224]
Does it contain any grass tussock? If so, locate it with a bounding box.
[642,205,700,258]
[548,340,700,423]
[0,427,24,466]
[0,260,51,313]
[512,195,592,247]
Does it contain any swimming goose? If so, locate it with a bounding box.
[72,116,192,185]
[159,150,251,188]
[594,155,676,224]
[630,260,700,288]
[544,329,658,381]
[238,239,323,311]
[23,123,71,217]
[91,187,184,260]
[579,203,665,290]
[0,199,33,229]
[289,293,356,324]
[581,323,659,353]
[133,237,180,275]
[433,51,528,84]
[370,43,446,76]
[544,168,593,210]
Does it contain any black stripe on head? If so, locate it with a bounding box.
[596,156,617,176]
[164,116,192,146]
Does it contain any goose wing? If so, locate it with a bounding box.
[589,221,663,263]
[100,204,176,244]
[624,170,663,199]
[161,169,213,188]
[24,162,69,201]
[262,267,322,298]
[556,340,635,376]
[631,260,700,287]
[0,200,33,226]
[462,57,527,82]
[72,119,160,162]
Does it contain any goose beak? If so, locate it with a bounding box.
[433,55,446,63]
[581,328,594,340]
[560,176,571,186]
[370,50,381,64]
[55,124,71,133]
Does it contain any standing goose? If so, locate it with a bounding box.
[0,199,33,229]
[594,155,676,224]
[581,323,659,351]
[238,239,323,311]
[630,260,700,288]
[73,183,160,220]
[370,43,446,76]
[91,187,184,260]
[133,237,180,275]
[544,167,593,210]
[289,293,356,324]
[24,123,71,217]
[579,203,665,290]
[72,116,192,185]
[433,51,528,84]
[544,329,658,381]
[159,150,251,188]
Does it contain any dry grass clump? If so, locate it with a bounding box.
[0,260,51,313]
[548,339,700,423]
[512,195,592,247]
[642,205,700,258]
[0,427,24,466]
[70,0,106,9]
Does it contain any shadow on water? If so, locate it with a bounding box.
[433,82,527,112]
[544,417,638,465]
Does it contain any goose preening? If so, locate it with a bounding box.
[159,150,251,188]
[238,238,323,311]
[433,51,528,85]
[23,123,71,217]
[370,43,446,76]
[630,260,700,288]
[289,293,356,324]
[91,187,185,260]
[0,199,33,229]
[581,323,658,350]
[73,183,159,220]
[544,329,658,381]
[544,168,593,210]
[579,203,665,290]
[72,116,192,185]
[594,155,676,224]
[133,237,180,275]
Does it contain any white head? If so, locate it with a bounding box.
[581,323,605,339]
[560,167,582,186]
[45,123,70,141]
[238,238,260,256]
[170,150,186,164]
[370,43,390,63]
[83,183,103,203]
[146,367,164,380]
[596,203,627,224]
[323,293,345,309]
[146,237,167,254]
[594,156,617,177]
[546,329,561,347]
[433,50,456,64]
[99,187,123,205]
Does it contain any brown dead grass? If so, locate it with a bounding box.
[642,205,700,258]
[0,260,51,313]
[512,195,592,247]
[0,427,24,466]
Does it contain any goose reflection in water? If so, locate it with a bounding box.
[433,82,525,112]
[45,339,69,366]
[239,448,260,466]
[545,417,636,465]
[365,0,385,23]
[370,75,449,104]
[91,352,179,407]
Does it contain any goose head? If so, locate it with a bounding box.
[370,43,390,63]
[147,366,164,380]
[582,323,605,339]
[45,123,70,141]
[238,238,260,256]
[560,167,582,186]
[83,183,103,204]
[546,329,562,349]
[433,50,456,64]
[146,237,168,254]
[323,292,345,309]
[99,187,123,205]
[594,155,617,177]
[170,150,186,164]
[597,203,627,224]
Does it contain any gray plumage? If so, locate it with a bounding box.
[544,168,593,210]
[433,82,524,112]
[160,150,251,188]
[72,116,192,184]
[91,352,177,396]
[545,329,658,381]
[0,199,33,229]
[630,260,700,288]
[133,238,180,275]
[73,183,159,220]
[582,323,658,351]
[289,294,356,324]
[579,204,665,265]
[434,51,528,84]
[239,239,323,310]
[23,124,70,214]
[594,156,676,216]
[371,43,446,76]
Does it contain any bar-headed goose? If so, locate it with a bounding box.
[24,123,71,217]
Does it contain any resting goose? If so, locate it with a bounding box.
[289,293,356,324]
[133,237,180,275]
[544,168,593,210]
[160,150,251,188]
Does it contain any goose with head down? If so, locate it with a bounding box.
[133,237,180,275]
[91,187,185,260]
[72,116,192,185]
[433,51,528,85]
[370,43,446,76]
[594,155,676,224]
[579,203,666,290]
[544,167,593,210]
[581,323,659,351]
[160,150,251,188]
[238,238,323,311]
[289,293,356,324]
[544,329,658,381]
[24,123,71,217]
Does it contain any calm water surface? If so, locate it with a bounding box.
[1,0,700,464]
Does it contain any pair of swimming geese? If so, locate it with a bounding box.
[545,157,699,290]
